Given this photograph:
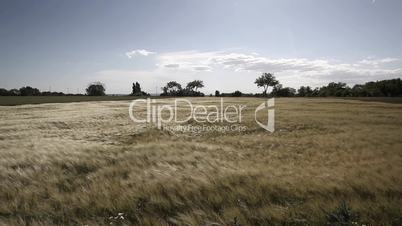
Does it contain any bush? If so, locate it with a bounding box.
[326,201,359,225]
[232,90,242,97]
[19,86,41,96]
[86,82,106,96]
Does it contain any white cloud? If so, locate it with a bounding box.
[164,64,180,68]
[156,50,401,83]
[358,57,399,66]
[102,49,401,94]
[126,49,156,58]
[157,50,220,71]
[193,66,212,71]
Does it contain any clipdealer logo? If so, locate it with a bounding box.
[254,98,275,132]
[128,98,274,133]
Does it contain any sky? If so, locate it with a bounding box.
[1,0,402,94]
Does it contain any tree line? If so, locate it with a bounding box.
[1,74,401,97]
[218,73,402,97]
[0,86,68,96]
[0,82,149,97]
[160,80,204,97]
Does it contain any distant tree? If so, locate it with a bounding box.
[272,84,296,97]
[161,86,168,95]
[40,91,66,96]
[255,73,279,96]
[215,90,220,97]
[19,86,41,96]
[0,88,9,96]
[132,82,141,94]
[380,78,402,96]
[186,80,204,92]
[161,81,182,96]
[86,82,105,96]
[356,79,402,97]
[298,86,306,97]
[312,87,320,96]
[364,81,384,97]
[131,81,149,96]
[318,82,347,97]
[9,89,20,96]
[232,90,242,97]
[298,86,313,97]
[181,80,205,96]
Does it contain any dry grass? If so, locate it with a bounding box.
[0,98,401,225]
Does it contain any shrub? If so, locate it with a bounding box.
[326,201,359,225]
[86,82,106,96]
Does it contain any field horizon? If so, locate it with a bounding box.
[2,95,402,106]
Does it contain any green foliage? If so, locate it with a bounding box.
[132,82,141,95]
[232,90,242,97]
[161,81,182,96]
[186,80,204,92]
[86,82,106,96]
[255,73,279,95]
[297,78,402,97]
[0,88,10,96]
[298,86,314,97]
[318,82,349,97]
[326,201,359,226]
[272,84,296,97]
[358,78,402,97]
[161,80,205,96]
[131,81,149,96]
[19,86,41,96]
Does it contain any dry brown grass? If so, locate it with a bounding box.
[0,97,401,225]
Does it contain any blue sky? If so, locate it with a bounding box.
[1,0,402,94]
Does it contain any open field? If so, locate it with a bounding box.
[0,97,401,225]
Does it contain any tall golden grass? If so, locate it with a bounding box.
[0,98,401,225]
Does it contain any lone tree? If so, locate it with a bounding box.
[255,73,279,96]
[86,82,105,96]
[131,82,142,95]
[162,81,182,96]
[130,81,150,96]
[133,82,141,94]
[186,80,204,92]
